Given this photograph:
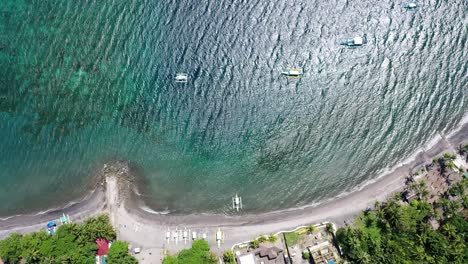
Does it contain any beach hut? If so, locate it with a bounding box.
[257,245,283,260]
[96,239,110,264]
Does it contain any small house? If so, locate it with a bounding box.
[96,239,110,264]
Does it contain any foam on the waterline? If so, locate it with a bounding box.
[0,215,21,221]
[447,112,468,137]
[140,205,170,215]
[288,117,468,213]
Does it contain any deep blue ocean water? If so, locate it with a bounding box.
[0,0,466,215]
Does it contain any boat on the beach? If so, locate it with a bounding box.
[60,213,70,224]
[216,228,224,248]
[175,73,188,83]
[282,67,303,77]
[232,194,243,211]
[403,2,418,9]
[340,34,368,47]
[165,229,171,242]
[46,221,57,234]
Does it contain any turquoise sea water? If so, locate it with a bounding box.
[0,0,466,215]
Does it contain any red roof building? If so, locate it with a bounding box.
[96,238,110,256]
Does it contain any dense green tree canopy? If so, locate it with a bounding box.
[0,214,135,264]
[337,178,468,264]
[107,241,138,264]
[163,240,217,264]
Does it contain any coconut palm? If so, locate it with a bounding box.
[383,202,402,228]
[442,223,456,240]
[306,225,318,234]
[374,200,381,209]
[325,223,335,235]
[355,249,371,264]
[268,234,278,243]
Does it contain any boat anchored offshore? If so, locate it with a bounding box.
[232,194,243,211]
[281,67,303,77]
[404,2,418,9]
[175,73,188,83]
[340,34,368,47]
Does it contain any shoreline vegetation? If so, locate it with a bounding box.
[335,152,468,263]
[0,121,467,263]
[0,214,137,263]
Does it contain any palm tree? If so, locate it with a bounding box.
[442,223,456,240]
[419,189,430,201]
[410,245,426,261]
[306,225,318,234]
[384,202,402,228]
[443,200,461,217]
[363,207,372,217]
[325,223,335,235]
[374,200,381,210]
[268,234,278,243]
[355,249,371,264]
[409,181,430,201]
[415,233,428,245]
[450,242,465,262]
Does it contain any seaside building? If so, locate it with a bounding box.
[96,238,110,264]
[238,254,256,264]
[308,241,338,264]
[403,189,417,203]
[237,245,286,264]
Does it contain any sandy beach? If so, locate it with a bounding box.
[1,118,467,263]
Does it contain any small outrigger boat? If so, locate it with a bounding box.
[282,67,303,77]
[175,73,188,83]
[46,221,57,234]
[232,194,243,211]
[403,2,418,9]
[340,34,368,47]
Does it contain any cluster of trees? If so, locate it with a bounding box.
[107,241,138,264]
[0,214,137,264]
[436,153,458,173]
[163,240,217,264]
[336,178,467,263]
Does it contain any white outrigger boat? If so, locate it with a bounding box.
[282,67,303,78]
[403,2,418,9]
[340,34,368,47]
[165,229,171,243]
[216,228,224,248]
[232,194,243,211]
[175,73,188,83]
